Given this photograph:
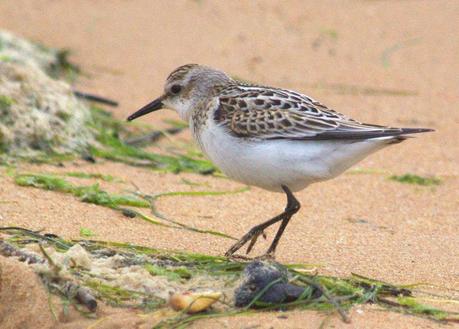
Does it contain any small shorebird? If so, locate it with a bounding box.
[128,64,432,258]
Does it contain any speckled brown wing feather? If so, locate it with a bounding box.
[214,85,425,140]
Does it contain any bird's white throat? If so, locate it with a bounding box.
[163,97,196,122]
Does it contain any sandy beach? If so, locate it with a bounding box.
[0,1,458,328]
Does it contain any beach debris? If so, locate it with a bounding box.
[169,290,222,314]
[0,30,81,81]
[0,31,114,159]
[73,90,118,107]
[235,261,320,307]
[0,227,457,327]
[0,240,43,264]
[0,238,98,312]
[0,30,57,73]
[62,243,93,269]
[0,61,94,158]
[389,173,441,186]
[62,281,98,312]
[0,30,216,172]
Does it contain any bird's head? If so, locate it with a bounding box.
[127,64,232,122]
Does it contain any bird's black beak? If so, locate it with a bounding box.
[127,96,164,121]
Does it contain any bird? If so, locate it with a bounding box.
[127,64,433,259]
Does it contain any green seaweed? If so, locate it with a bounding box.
[12,172,237,239]
[139,187,251,240]
[0,95,14,111]
[145,263,186,281]
[78,184,149,208]
[47,49,81,81]
[63,171,119,182]
[389,174,441,186]
[88,106,216,175]
[320,28,339,40]
[0,131,8,153]
[0,95,14,131]
[85,279,165,309]
[397,297,450,320]
[148,187,249,218]
[0,55,12,62]
[79,227,95,238]
[90,133,215,174]
[56,110,71,121]
[0,81,215,176]
[22,152,76,164]
[15,173,74,191]
[14,173,149,208]
[153,310,252,329]
[2,227,457,327]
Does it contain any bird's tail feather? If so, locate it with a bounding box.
[375,127,434,144]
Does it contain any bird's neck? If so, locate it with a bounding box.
[176,94,212,122]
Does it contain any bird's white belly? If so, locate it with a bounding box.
[197,125,390,192]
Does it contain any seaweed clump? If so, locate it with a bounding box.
[0,30,56,71]
[0,61,94,159]
[14,173,149,209]
[0,30,93,159]
[0,30,216,174]
[0,227,457,328]
[389,174,441,186]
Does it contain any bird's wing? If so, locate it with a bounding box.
[214,86,429,140]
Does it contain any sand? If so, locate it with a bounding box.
[0,1,458,328]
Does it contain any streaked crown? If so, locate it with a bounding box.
[162,64,233,120]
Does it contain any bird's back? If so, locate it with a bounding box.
[211,83,432,142]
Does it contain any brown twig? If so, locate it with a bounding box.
[73,90,118,107]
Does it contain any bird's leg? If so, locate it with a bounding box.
[224,214,284,257]
[265,186,300,257]
[246,231,263,254]
[244,229,268,255]
[224,185,300,258]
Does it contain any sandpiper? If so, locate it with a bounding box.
[127,64,433,258]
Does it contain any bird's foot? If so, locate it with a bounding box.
[246,230,267,254]
[226,254,254,261]
[225,251,276,263]
[254,251,276,261]
[224,227,266,257]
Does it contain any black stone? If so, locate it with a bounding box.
[234,261,321,308]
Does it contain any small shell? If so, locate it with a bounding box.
[169,290,222,314]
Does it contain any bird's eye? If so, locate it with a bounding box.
[170,84,182,94]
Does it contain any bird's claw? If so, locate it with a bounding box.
[246,229,267,254]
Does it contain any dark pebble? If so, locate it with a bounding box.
[235,261,320,308]
[121,208,137,218]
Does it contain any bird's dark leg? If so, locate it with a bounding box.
[224,185,300,258]
[265,186,300,256]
